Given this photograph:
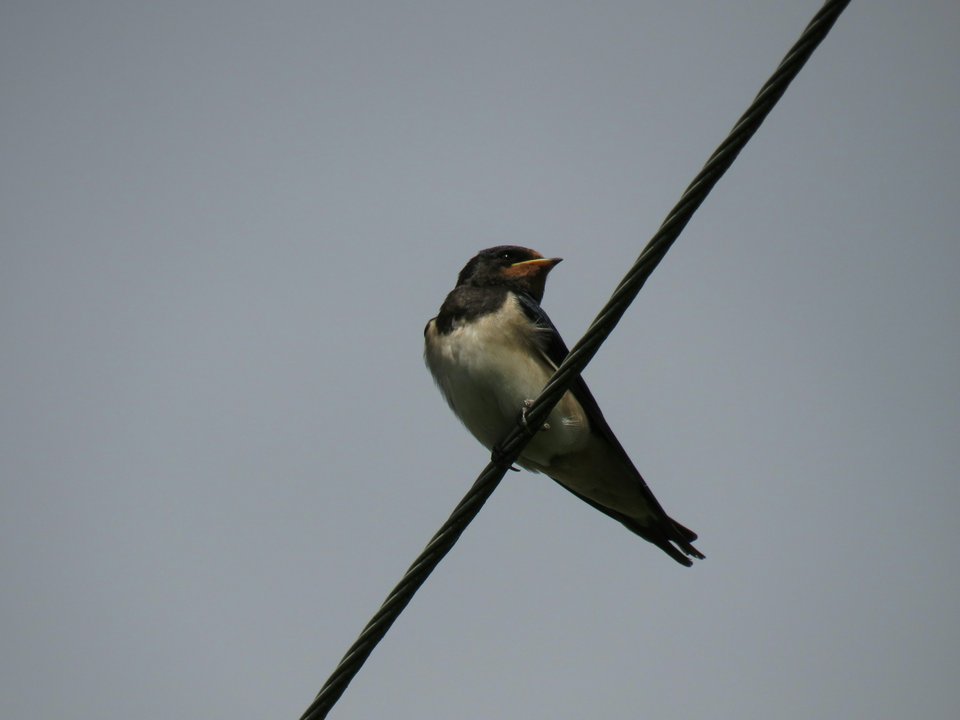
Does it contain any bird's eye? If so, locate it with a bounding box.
[500,251,515,261]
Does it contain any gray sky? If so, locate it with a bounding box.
[2,2,958,718]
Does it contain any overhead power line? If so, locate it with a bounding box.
[299,2,852,717]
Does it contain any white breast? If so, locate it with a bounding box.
[424,293,589,467]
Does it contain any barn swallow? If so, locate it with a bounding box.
[424,246,703,566]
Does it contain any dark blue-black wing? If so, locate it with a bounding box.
[515,292,702,564]
[514,291,665,502]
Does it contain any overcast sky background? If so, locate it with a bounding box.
[2,2,958,718]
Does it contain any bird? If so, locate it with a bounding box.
[424,245,704,566]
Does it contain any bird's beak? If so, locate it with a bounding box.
[504,256,562,281]
[502,256,562,300]
[510,257,563,270]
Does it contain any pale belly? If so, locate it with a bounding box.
[424,304,590,468]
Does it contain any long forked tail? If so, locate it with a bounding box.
[668,517,705,565]
[630,516,704,567]
[543,473,704,566]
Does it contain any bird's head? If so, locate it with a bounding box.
[456,246,563,303]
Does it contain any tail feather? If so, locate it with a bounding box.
[620,515,705,567]
[541,468,705,567]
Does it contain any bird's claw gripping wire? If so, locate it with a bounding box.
[520,398,550,435]
[490,401,551,471]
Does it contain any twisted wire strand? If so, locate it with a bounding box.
[300,2,850,717]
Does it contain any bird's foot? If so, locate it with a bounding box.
[520,399,550,435]
[490,400,548,471]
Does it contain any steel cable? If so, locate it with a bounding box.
[300,2,851,717]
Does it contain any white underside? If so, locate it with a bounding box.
[425,292,656,519]
[424,293,590,468]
